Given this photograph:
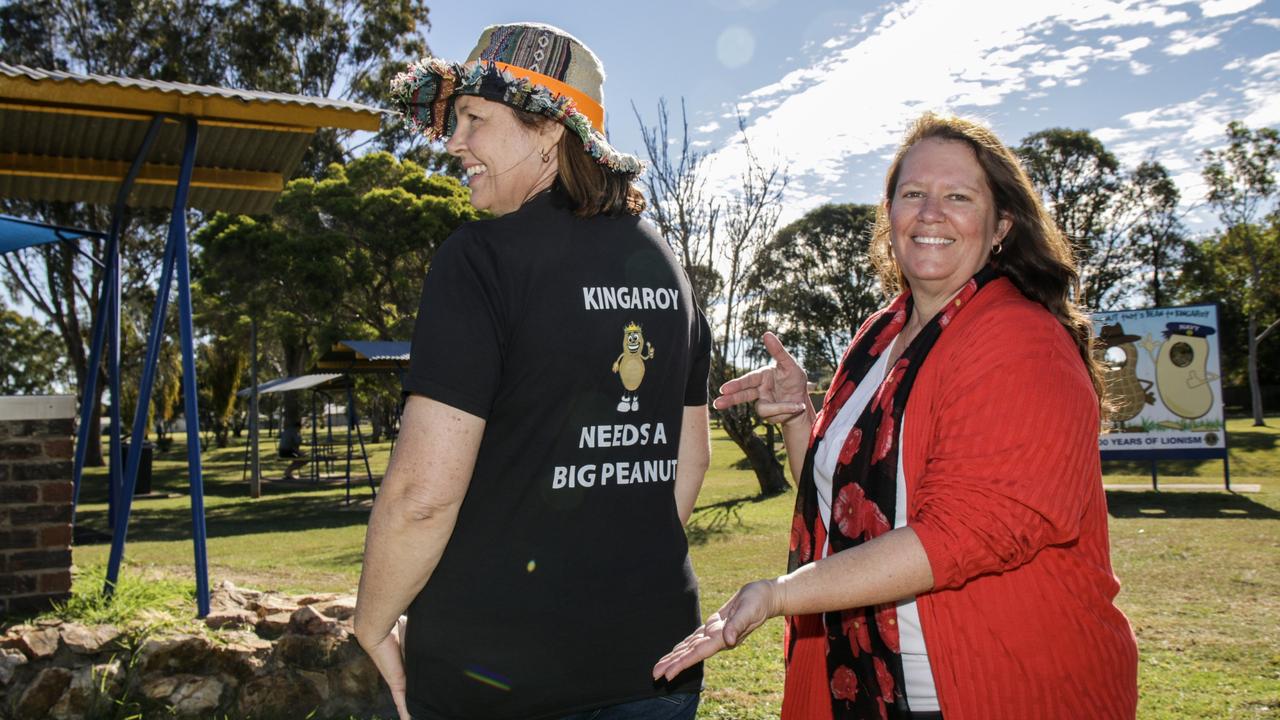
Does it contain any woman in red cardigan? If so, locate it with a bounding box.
[653,113,1139,720]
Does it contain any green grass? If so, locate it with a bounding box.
[57,419,1280,718]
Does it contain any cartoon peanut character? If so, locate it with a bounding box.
[612,321,654,412]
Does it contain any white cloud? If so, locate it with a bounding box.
[696,121,721,133]
[1253,17,1280,28]
[1164,27,1223,54]
[1199,0,1263,17]
[702,0,1201,217]
[697,0,1270,226]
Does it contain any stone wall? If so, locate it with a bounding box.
[0,396,76,617]
[0,582,394,719]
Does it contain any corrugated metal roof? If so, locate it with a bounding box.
[312,340,411,373]
[339,340,411,362]
[0,62,385,214]
[236,373,347,397]
[0,63,380,116]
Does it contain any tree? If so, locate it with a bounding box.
[195,153,478,453]
[632,98,721,304]
[637,101,791,496]
[1126,160,1187,307]
[0,0,433,463]
[1174,221,1280,399]
[200,337,247,449]
[1200,121,1280,425]
[743,203,880,379]
[0,303,68,394]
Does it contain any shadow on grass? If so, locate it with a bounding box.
[686,494,775,546]
[72,491,373,546]
[1105,491,1280,520]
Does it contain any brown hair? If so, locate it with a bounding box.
[513,109,645,217]
[869,112,1106,407]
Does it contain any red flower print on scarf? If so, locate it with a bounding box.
[817,380,857,439]
[790,514,812,562]
[860,497,890,539]
[875,603,900,653]
[842,611,872,656]
[831,665,859,701]
[837,427,863,466]
[939,278,978,328]
[832,483,867,539]
[872,413,896,464]
[877,697,889,720]
[881,359,909,409]
[873,656,896,702]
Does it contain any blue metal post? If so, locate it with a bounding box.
[72,246,114,524]
[170,119,211,617]
[104,118,202,612]
[73,116,164,527]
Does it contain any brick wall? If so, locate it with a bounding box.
[0,395,76,616]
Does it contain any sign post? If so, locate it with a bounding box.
[1092,304,1229,490]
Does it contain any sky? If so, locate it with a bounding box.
[424,0,1280,229]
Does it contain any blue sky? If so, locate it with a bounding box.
[425,0,1280,229]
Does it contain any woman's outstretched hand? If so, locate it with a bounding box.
[652,579,780,682]
[712,332,810,426]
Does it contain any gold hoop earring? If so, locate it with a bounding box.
[540,147,552,163]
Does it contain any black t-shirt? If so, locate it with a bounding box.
[401,185,711,720]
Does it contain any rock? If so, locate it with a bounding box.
[211,580,260,610]
[236,670,322,718]
[135,634,215,675]
[0,647,28,686]
[299,668,330,703]
[249,592,296,618]
[170,674,228,716]
[139,672,228,717]
[14,626,61,660]
[15,666,72,719]
[313,595,357,621]
[289,605,338,635]
[255,611,292,640]
[327,652,380,703]
[296,592,338,606]
[60,622,122,654]
[204,607,258,631]
[274,632,345,670]
[212,633,272,679]
[48,664,99,720]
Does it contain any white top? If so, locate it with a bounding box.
[813,339,938,711]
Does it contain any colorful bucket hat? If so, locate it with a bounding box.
[390,23,643,175]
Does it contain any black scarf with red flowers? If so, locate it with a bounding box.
[785,265,999,719]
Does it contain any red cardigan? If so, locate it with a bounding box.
[898,278,1138,719]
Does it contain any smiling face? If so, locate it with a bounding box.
[445,95,562,215]
[888,137,1011,306]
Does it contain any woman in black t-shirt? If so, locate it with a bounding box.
[355,22,712,720]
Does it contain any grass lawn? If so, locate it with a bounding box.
[66,419,1279,718]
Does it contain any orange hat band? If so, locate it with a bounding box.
[492,61,605,132]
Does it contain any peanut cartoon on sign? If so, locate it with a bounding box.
[1146,322,1219,420]
[612,321,654,412]
[1096,323,1154,425]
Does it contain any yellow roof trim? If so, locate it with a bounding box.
[0,101,318,134]
[0,153,283,193]
[0,75,381,132]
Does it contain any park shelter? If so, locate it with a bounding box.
[0,214,105,253]
[0,61,383,615]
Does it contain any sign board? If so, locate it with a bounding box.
[1092,304,1227,459]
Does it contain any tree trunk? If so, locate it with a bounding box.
[278,329,311,454]
[1248,313,1265,426]
[719,406,789,496]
